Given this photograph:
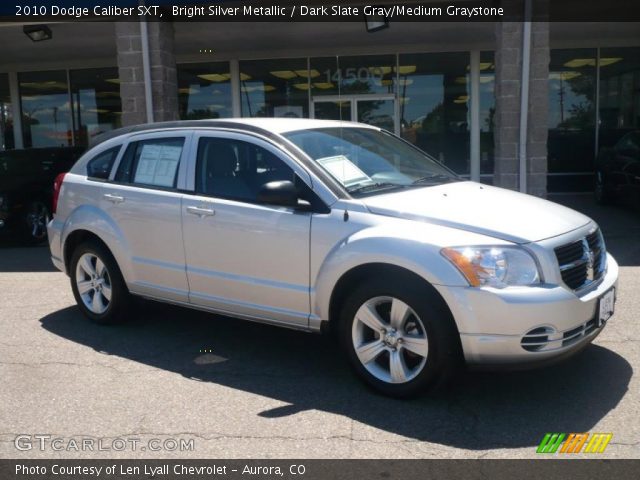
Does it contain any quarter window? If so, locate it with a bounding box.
[86,146,121,180]
[115,138,185,188]
[196,137,295,202]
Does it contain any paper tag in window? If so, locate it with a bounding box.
[134,144,182,187]
[317,155,370,187]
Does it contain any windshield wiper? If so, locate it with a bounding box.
[411,174,457,185]
[347,182,407,195]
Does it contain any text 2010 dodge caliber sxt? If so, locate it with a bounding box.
[48,118,618,397]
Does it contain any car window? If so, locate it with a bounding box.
[115,138,185,188]
[86,146,121,180]
[195,137,295,202]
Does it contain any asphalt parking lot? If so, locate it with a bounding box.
[0,195,638,459]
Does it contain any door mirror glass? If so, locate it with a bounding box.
[257,180,299,207]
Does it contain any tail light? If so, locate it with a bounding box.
[52,172,67,216]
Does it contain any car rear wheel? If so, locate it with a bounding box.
[23,200,50,244]
[339,277,461,397]
[70,241,130,324]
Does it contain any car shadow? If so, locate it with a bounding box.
[0,244,57,272]
[39,301,632,450]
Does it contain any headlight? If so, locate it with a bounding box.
[441,246,540,288]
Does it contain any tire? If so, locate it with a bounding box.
[339,275,461,398]
[594,171,611,205]
[22,200,50,245]
[69,241,130,324]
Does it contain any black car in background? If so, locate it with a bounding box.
[595,131,640,210]
[0,147,84,244]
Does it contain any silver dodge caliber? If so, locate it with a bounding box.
[48,118,618,397]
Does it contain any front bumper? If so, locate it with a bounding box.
[436,253,619,365]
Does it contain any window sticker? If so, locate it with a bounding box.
[317,155,370,187]
[134,143,183,187]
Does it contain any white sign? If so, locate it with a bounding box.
[134,143,182,187]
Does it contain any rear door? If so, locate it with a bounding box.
[104,131,192,302]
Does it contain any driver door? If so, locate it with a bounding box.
[181,131,313,328]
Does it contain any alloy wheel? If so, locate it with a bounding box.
[26,201,50,241]
[75,253,112,315]
[352,296,429,384]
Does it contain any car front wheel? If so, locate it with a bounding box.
[339,277,461,397]
[70,241,130,324]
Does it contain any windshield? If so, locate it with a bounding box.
[283,127,459,196]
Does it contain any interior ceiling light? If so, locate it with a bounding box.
[479,75,494,84]
[312,82,334,90]
[599,57,623,67]
[105,78,120,85]
[293,83,310,90]
[454,95,469,104]
[23,25,52,42]
[197,73,231,82]
[295,69,320,78]
[240,73,251,81]
[395,65,417,75]
[270,71,297,79]
[369,66,392,75]
[263,85,276,92]
[479,62,494,71]
[563,58,596,68]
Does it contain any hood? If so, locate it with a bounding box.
[361,181,592,243]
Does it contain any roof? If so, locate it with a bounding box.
[90,118,374,148]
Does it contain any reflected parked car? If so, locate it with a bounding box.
[0,147,84,244]
[595,131,640,209]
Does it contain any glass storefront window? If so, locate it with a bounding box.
[178,62,232,120]
[598,47,640,150]
[479,52,495,182]
[548,49,597,175]
[0,73,13,150]
[240,58,308,118]
[69,67,122,148]
[19,70,72,148]
[310,55,396,97]
[398,52,470,175]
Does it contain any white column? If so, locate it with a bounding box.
[230,59,241,117]
[470,50,480,182]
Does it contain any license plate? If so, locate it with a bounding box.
[598,288,615,327]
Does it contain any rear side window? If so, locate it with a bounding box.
[86,146,121,180]
[115,138,185,188]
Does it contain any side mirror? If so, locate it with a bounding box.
[257,180,299,208]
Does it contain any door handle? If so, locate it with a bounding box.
[186,205,215,217]
[103,193,125,204]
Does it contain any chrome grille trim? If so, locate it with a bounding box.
[554,228,606,291]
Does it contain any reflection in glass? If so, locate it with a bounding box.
[0,74,13,150]
[70,68,122,148]
[398,52,470,175]
[314,100,351,121]
[178,62,232,120]
[357,99,395,131]
[310,55,396,97]
[547,49,597,175]
[240,58,308,118]
[19,70,72,148]
[598,47,640,150]
[479,52,495,181]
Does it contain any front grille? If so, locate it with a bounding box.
[521,318,600,352]
[554,228,606,291]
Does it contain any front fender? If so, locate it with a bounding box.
[311,221,482,322]
[61,204,133,282]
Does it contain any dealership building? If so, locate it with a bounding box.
[0,1,639,196]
